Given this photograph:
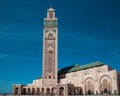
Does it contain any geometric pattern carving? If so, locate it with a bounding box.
[85,78,94,95]
[99,75,112,95]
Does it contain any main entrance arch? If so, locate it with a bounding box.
[85,78,94,95]
[99,75,112,95]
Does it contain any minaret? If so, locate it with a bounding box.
[42,6,58,87]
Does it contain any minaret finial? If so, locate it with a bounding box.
[50,4,52,8]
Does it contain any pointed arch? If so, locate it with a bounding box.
[41,88,44,95]
[99,75,112,95]
[31,88,35,95]
[48,33,54,37]
[85,77,94,95]
[36,88,40,95]
[66,78,76,85]
[51,87,57,95]
[22,88,26,95]
[27,88,31,95]
[99,75,112,83]
[59,87,64,95]
[46,87,50,95]
[46,31,55,38]
[48,46,53,52]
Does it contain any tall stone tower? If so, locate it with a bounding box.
[42,6,58,87]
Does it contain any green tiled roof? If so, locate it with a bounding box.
[58,65,78,74]
[38,61,104,78]
[58,61,104,74]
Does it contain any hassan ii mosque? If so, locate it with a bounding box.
[13,6,120,95]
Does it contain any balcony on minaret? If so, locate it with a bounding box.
[44,6,58,28]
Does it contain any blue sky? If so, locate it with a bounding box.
[0,0,120,94]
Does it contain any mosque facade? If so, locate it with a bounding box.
[13,7,120,95]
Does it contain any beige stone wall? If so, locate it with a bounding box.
[13,65,119,95]
[58,65,118,94]
[27,65,118,95]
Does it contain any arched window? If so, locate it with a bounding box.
[48,33,53,38]
[48,48,53,54]
[59,87,64,95]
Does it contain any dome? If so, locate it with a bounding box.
[48,7,55,12]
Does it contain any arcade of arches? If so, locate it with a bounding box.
[14,73,119,95]
[84,76,113,95]
[19,87,57,95]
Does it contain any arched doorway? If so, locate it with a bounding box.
[22,88,26,95]
[36,88,40,95]
[79,88,83,95]
[99,76,112,95]
[51,87,57,95]
[59,87,64,95]
[103,80,110,95]
[88,89,92,95]
[32,88,35,95]
[68,87,72,95]
[15,87,18,95]
[27,88,31,95]
[85,79,94,95]
[74,88,78,95]
[46,87,50,95]
[41,88,44,95]
[104,89,108,94]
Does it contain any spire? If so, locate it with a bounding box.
[48,4,55,12]
[50,4,52,8]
